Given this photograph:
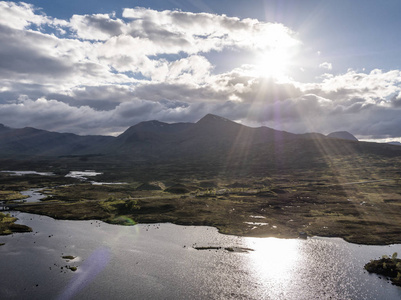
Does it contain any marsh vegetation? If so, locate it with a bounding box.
[365,253,401,286]
[1,152,401,245]
[0,212,32,235]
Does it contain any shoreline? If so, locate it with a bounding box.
[9,206,401,246]
[2,161,401,247]
[0,211,32,235]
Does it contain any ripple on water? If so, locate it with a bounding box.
[0,213,401,299]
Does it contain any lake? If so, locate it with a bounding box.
[1,212,401,299]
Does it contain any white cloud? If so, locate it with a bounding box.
[319,62,332,70]
[0,1,68,31]
[0,2,300,95]
[318,69,401,103]
[123,7,300,53]
[0,1,45,29]
[0,2,401,141]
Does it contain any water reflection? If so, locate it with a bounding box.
[19,189,46,203]
[2,214,401,299]
[242,236,401,299]
[65,170,102,180]
[64,170,126,185]
[248,238,299,280]
[245,238,300,299]
[0,170,54,176]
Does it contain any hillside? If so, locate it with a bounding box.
[0,125,114,157]
[0,114,400,172]
[2,115,401,245]
[327,131,358,141]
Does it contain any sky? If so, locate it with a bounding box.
[1,0,401,142]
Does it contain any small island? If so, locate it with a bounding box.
[0,212,32,235]
[193,246,253,253]
[61,255,76,260]
[365,253,401,286]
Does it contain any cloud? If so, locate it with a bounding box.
[70,13,125,40]
[0,2,300,83]
[0,96,107,134]
[0,24,72,80]
[0,95,246,135]
[319,62,332,70]
[122,7,299,53]
[392,92,401,107]
[249,69,401,138]
[0,2,401,141]
[0,1,46,29]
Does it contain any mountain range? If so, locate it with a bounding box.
[0,114,400,167]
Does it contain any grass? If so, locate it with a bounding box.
[0,212,32,235]
[2,153,401,244]
[365,253,401,286]
[0,191,27,201]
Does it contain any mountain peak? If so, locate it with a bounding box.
[137,120,167,127]
[327,131,358,141]
[196,114,235,124]
[0,124,9,133]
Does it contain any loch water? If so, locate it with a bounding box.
[1,212,401,299]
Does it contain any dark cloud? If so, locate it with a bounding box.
[116,100,162,119]
[0,81,51,104]
[81,15,123,36]
[132,82,228,103]
[130,20,191,48]
[159,99,189,109]
[391,93,401,107]
[70,14,124,40]
[0,25,72,79]
[0,3,401,141]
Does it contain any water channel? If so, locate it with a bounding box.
[1,212,401,299]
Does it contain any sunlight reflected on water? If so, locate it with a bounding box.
[2,215,401,299]
[246,238,300,298]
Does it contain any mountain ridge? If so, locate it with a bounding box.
[327,131,358,141]
[0,114,400,164]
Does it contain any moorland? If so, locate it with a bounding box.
[1,114,401,245]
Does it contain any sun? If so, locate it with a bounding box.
[256,49,290,78]
[251,24,300,79]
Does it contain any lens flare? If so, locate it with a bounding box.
[57,247,111,300]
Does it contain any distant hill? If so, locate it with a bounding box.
[0,125,114,157]
[327,131,358,141]
[1,114,400,170]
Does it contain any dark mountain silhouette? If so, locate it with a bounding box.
[0,123,9,130]
[300,132,327,139]
[109,114,300,162]
[113,120,192,156]
[388,142,401,146]
[0,125,114,157]
[0,114,400,169]
[327,131,358,141]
